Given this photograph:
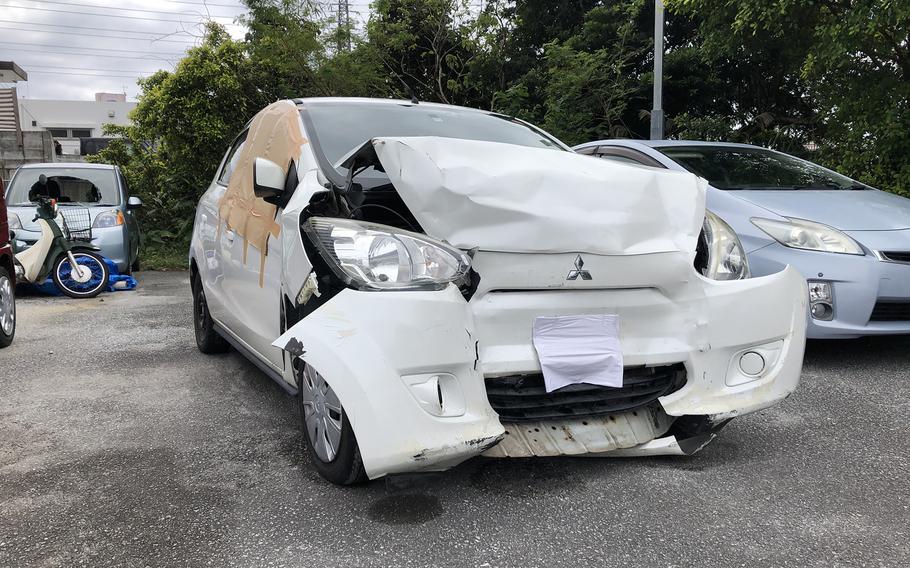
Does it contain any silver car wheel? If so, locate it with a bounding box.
[0,274,14,336]
[300,365,344,463]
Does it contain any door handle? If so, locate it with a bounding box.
[225,230,235,243]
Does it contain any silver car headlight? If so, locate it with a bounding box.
[751,217,863,255]
[702,210,750,280]
[7,213,21,231]
[303,217,471,291]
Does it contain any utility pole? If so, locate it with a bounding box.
[650,0,665,140]
[336,0,351,52]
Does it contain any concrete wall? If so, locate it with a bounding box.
[0,130,55,184]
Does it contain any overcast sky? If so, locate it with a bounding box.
[1,0,250,101]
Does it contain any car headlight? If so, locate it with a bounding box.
[7,213,21,230]
[701,210,750,280]
[751,217,862,255]
[303,217,472,291]
[92,210,125,229]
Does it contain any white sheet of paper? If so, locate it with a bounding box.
[532,314,623,393]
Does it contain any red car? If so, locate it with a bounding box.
[0,176,15,347]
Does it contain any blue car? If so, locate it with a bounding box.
[5,163,142,274]
[574,140,910,339]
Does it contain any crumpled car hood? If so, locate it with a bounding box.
[369,137,707,255]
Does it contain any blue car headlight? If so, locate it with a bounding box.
[751,217,863,255]
[92,210,125,229]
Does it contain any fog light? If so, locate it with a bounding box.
[810,302,833,320]
[807,280,835,321]
[739,351,765,376]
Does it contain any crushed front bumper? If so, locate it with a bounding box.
[275,265,807,480]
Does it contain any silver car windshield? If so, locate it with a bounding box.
[658,146,863,191]
[6,168,120,206]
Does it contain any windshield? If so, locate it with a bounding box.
[6,167,120,206]
[303,101,566,166]
[657,146,862,190]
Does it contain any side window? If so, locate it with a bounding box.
[595,148,666,168]
[218,131,248,185]
[597,154,646,166]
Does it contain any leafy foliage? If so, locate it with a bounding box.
[93,0,910,268]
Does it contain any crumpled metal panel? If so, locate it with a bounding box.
[482,405,674,458]
[371,136,706,256]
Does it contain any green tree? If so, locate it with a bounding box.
[668,0,910,193]
[91,23,257,265]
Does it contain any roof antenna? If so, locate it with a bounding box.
[389,69,419,104]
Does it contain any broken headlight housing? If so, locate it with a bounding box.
[303,217,472,291]
[699,210,750,280]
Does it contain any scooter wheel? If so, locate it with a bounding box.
[52,251,110,299]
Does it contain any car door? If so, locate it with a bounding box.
[200,130,247,329]
[219,112,300,370]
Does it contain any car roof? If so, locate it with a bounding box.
[575,139,766,151]
[294,96,498,116]
[19,162,117,170]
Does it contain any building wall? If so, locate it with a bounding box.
[17,98,136,154]
[0,130,56,184]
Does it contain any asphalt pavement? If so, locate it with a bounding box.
[0,271,908,567]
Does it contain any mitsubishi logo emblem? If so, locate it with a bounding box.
[566,255,592,281]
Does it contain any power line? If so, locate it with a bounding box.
[2,46,181,61]
[24,64,163,74]
[42,0,248,8]
[5,0,241,19]
[0,26,198,44]
[26,69,151,79]
[0,3,232,24]
[0,40,186,56]
[0,18,198,37]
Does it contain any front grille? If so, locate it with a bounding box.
[485,364,686,422]
[878,251,910,263]
[869,300,910,322]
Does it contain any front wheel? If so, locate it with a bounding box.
[52,251,110,299]
[0,266,15,348]
[298,363,368,485]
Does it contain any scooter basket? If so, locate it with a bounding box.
[58,208,93,242]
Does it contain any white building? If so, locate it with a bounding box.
[17,93,136,155]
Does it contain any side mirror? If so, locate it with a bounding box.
[253,157,286,202]
[127,196,143,210]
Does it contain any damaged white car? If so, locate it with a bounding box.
[189,98,807,485]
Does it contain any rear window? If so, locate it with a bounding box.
[6,167,120,206]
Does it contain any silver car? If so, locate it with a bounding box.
[574,140,910,339]
[4,163,142,274]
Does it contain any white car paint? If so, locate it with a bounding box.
[191,98,807,481]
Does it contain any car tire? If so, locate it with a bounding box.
[297,363,368,485]
[131,257,140,274]
[192,274,229,354]
[0,267,15,348]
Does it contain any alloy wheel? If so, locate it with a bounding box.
[0,275,13,336]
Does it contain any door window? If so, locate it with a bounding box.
[217,131,248,185]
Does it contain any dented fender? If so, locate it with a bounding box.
[273,285,504,479]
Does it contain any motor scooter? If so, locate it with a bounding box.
[13,197,110,299]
